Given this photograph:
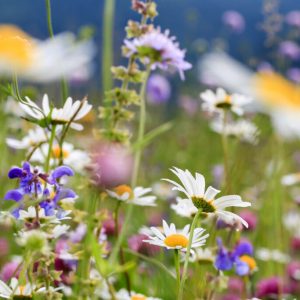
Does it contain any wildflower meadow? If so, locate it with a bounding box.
[1,0,300,299]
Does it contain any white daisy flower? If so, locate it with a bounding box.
[200,87,252,115]
[107,185,157,206]
[6,126,49,150]
[18,206,56,224]
[210,119,259,145]
[115,288,162,300]
[0,278,34,299]
[163,167,251,227]
[171,197,197,218]
[6,126,62,151]
[143,220,209,250]
[0,25,95,82]
[19,94,92,131]
[30,141,91,172]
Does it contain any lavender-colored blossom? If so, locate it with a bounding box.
[286,11,300,27]
[124,28,192,80]
[278,41,300,60]
[287,68,300,84]
[146,74,171,104]
[222,10,245,33]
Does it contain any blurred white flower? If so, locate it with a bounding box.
[210,119,259,144]
[189,247,215,263]
[107,185,157,206]
[281,173,300,186]
[0,25,95,82]
[200,87,252,115]
[30,142,90,172]
[6,126,62,151]
[115,289,162,300]
[283,211,300,237]
[0,278,34,299]
[171,197,197,218]
[256,248,290,264]
[19,94,92,131]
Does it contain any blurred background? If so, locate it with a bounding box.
[1,0,299,92]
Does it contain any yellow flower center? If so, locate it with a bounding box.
[191,197,216,213]
[131,296,146,300]
[114,185,133,197]
[164,234,188,248]
[0,25,34,69]
[18,285,26,295]
[216,95,232,109]
[52,145,69,159]
[240,255,257,271]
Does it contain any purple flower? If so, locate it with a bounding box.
[128,233,160,256]
[256,277,290,298]
[0,261,20,282]
[4,162,43,202]
[214,239,256,276]
[233,240,254,257]
[124,28,192,80]
[222,11,245,33]
[4,162,75,218]
[239,210,257,231]
[286,11,300,27]
[90,142,133,188]
[214,239,233,271]
[146,74,171,104]
[278,41,300,60]
[287,261,300,281]
[287,68,300,84]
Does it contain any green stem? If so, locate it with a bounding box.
[178,210,202,300]
[114,202,131,293]
[174,249,181,297]
[102,0,115,95]
[45,0,69,102]
[109,68,150,265]
[131,67,151,187]
[221,110,230,192]
[45,124,56,173]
